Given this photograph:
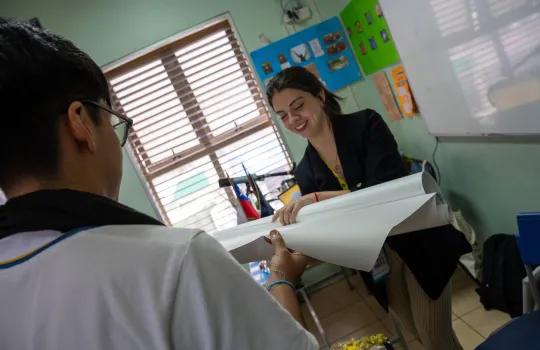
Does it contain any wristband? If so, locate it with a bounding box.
[266,279,296,292]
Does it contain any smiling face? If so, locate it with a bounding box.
[271,88,328,139]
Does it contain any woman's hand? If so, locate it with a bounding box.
[272,194,315,225]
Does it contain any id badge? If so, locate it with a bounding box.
[371,250,390,283]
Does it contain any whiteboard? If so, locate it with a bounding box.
[380,0,540,136]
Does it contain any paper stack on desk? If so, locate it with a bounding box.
[213,172,449,271]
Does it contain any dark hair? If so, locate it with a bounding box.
[266,66,342,117]
[0,18,110,190]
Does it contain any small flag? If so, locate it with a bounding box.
[242,164,275,218]
[227,172,260,221]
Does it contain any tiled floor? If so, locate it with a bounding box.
[301,266,511,350]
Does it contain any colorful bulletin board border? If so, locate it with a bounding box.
[340,0,400,75]
[250,17,363,92]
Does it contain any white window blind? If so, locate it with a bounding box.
[105,19,292,233]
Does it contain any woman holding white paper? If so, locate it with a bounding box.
[266,67,470,350]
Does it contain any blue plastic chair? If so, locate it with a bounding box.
[476,310,540,349]
[475,212,540,349]
[516,212,540,311]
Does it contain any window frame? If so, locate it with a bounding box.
[103,14,292,226]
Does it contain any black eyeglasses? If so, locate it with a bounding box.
[81,100,133,147]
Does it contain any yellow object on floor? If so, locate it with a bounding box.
[331,333,389,350]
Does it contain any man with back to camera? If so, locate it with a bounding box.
[0,18,318,349]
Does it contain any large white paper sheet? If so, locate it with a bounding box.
[214,172,449,271]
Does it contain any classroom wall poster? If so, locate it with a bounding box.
[391,65,418,118]
[250,17,363,92]
[340,0,400,75]
[372,71,402,121]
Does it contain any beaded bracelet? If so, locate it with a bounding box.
[266,279,296,292]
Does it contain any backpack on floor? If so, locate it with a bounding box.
[476,234,526,317]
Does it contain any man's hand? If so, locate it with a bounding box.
[268,230,311,282]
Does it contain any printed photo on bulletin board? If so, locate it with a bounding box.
[250,17,363,92]
[391,64,418,118]
[372,71,402,121]
[340,0,400,75]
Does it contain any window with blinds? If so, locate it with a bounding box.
[105,18,292,233]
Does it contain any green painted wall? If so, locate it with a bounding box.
[2,0,538,241]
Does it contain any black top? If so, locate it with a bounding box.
[294,109,471,300]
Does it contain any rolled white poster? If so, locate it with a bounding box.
[214,172,449,271]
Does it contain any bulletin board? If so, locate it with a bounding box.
[340,0,400,75]
[250,17,363,92]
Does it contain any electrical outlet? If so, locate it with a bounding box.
[296,6,312,22]
[283,5,312,24]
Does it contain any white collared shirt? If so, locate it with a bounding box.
[0,225,318,350]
